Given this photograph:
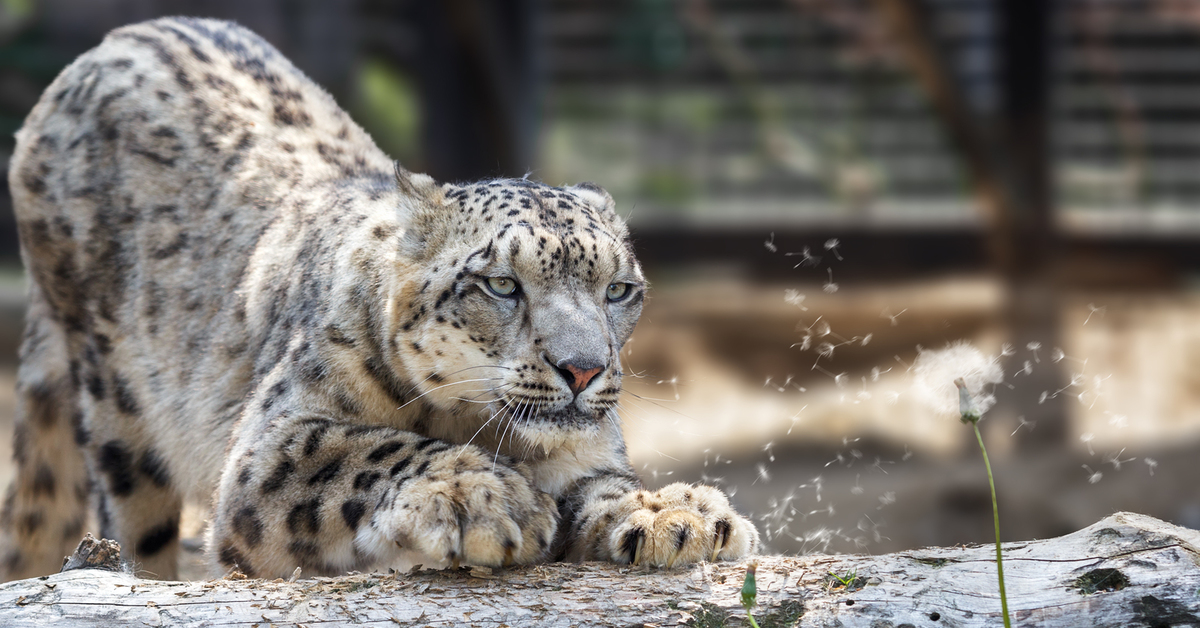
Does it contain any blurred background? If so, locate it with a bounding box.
[1,0,1199,573]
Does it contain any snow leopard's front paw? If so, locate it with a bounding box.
[606,483,759,568]
[371,448,558,567]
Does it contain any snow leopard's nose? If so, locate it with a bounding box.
[548,356,606,396]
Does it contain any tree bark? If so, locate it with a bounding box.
[0,511,1196,627]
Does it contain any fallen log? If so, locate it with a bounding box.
[0,511,1196,627]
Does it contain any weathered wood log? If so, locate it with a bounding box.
[0,511,1196,627]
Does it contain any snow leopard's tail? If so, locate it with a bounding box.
[0,288,90,581]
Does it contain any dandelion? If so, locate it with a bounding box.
[953,377,1012,628]
[911,342,1003,419]
[783,289,808,309]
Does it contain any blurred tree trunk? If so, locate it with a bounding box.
[877,0,1067,447]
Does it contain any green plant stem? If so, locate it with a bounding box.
[745,608,761,628]
[973,422,1012,628]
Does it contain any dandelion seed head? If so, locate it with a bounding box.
[911,341,1003,419]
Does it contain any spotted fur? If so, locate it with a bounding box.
[0,17,758,580]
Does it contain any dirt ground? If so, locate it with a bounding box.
[0,272,1197,580]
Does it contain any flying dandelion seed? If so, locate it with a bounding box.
[911,342,1003,419]
[1080,432,1095,456]
[764,232,777,253]
[755,463,772,484]
[786,246,821,267]
[861,333,872,346]
[834,372,849,388]
[902,446,913,461]
[1016,360,1033,377]
[823,268,839,293]
[817,342,836,359]
[1104,448,1135,471]
[815,320,831,337]
[784,289,808,309]
[871,457,892,474]
[1027,341,1042,362]
[1144,458,1158,476]
[881,307,907,326]
[1052,348,1066,362]
[1083,303,1106,325]
[824,238,843,261]
[851,475,864,495]
[1000,342,1014,357]
[787,406,807,434]
[878,491,896,507]
[1082,464,1103,484]
[1108,414,1128,428]
[1010,415,1036,436]
[763,441,776,462]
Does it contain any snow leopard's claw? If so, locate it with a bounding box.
[607,483,759,568]
[620,527,646,565]
[712,519,732,562]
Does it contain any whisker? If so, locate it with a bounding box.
[395,377,505,411]
[493,400,525,470]
[620,390,700,423]
[457,395,517,458]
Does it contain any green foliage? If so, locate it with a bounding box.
[355,58,420,165]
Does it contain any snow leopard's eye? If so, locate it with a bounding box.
[485,277,519,297]
[606,282,630,302]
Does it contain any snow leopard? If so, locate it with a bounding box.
[0,16,759,580]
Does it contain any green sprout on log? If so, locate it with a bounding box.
[740,561,761,628]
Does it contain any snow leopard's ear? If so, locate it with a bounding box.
[394,161,439,199]
[570,182,617,219]
[395,161,455,259]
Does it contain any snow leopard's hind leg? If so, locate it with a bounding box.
[0,289,90,581]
